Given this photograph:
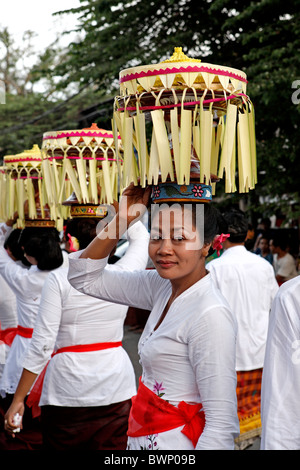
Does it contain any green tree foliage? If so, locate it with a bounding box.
[54,0,300,219]
[0,89,112,158]
[54,0,237,91]
[0,27,112,159]
[1,1,299,221]
[210,0,300,219]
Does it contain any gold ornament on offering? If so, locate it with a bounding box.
[61,191,108,220]
[114,47,257,194]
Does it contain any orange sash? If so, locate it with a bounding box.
[27,341,122,418]
[128,378,205,448]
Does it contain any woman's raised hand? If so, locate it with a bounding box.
[119,183,152,228]
[79,182,151,259]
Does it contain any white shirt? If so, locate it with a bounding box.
[22,222,150,407]
[206,245,279,371]
[261,276,300,450]
[68,250,239,450]
[0,224,18,375]
[273,252,298,281]
[0,275,17,330]
[0,275,18,375]
[0,224,61,396]
[0,223,18,330]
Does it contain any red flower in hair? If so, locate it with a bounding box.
[212,233,230,256]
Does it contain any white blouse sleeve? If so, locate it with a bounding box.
[261,278,300,450]
[113,221,150,271]
[0,246,30,298]
[0,223,31,297]
[22,272,63,375]
[68,221,156,311]
[189,304,239,450]
[68,255,158,312]
[0,223,12,244]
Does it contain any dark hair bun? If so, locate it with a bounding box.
[221,208,248,243]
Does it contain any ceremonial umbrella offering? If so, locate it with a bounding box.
[2,144,57,228]
[41,123,123,218]
[113,47,257,203]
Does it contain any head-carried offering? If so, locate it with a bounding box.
[113,47,257,203]
[2,144,56,228]
[41,123,123,220]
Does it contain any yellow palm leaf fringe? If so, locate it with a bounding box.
[113,47,257,193]
[2,145,63,229]
[41,124,123,212]
[0,167,8,222]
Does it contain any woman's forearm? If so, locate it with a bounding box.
[79,183,151,260]
[79,214,128,260]
[13,368,38,403]
[4,368,38,434]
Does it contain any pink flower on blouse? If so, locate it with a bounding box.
[153,381,165,396]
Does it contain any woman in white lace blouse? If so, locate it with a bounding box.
[67,184,239,450]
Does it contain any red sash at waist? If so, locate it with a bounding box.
[0,325,33,347]
[17,325,34,338]
[27,341,122,418]
[127,378,205,448]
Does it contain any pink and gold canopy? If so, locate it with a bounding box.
[41,123,124,213]
[114,47,257,194]
[2,144,58,228]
